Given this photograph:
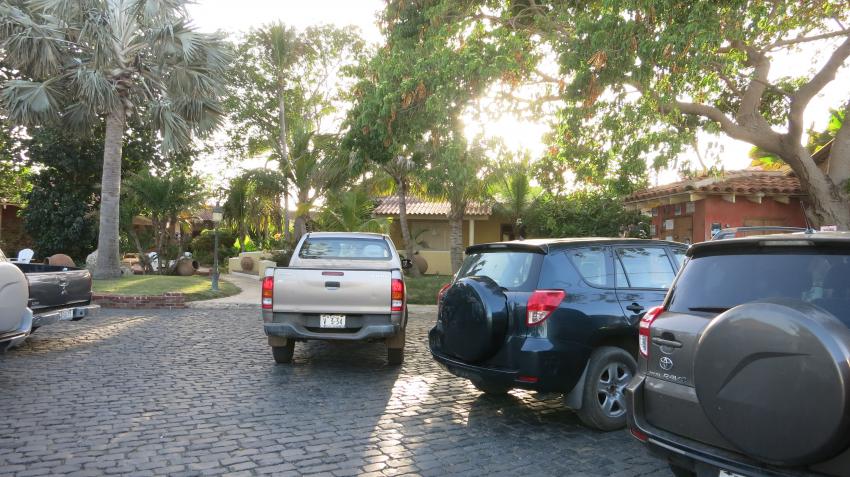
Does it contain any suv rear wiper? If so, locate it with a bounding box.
[688,306,730,313]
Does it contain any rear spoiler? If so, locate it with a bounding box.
[465,242,547,254]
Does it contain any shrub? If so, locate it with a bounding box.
[270,249,293,266]
[189,229,238,265]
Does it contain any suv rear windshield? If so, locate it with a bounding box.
[668,251,850,326]
[457,251,542,291]
[298,237,392,260]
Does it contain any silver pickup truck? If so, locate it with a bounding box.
[261,232,411,365]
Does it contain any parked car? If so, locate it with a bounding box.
[261,232,412,365]
[627,232,850,477]
[0,247,98,350]
[429,238,687,430]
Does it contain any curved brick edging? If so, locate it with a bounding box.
[92,292,187,309]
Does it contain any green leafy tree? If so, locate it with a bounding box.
[344,0,533,271]
[424,134,493,273]
[0,0,231,278]
[527,190,649,239]
[123,167,206,274]
[221,169,287,252]
[0,123,28,204]
[410,1,850,225]
[227,23,366,242]
[316,188,390,234]
[21,123,159,262]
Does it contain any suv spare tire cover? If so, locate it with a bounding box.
[694,298,850,466]
[0,262,29,334]
[436,276,508,363]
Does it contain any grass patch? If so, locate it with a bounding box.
[406,274,452,305]
[93,275,241,302]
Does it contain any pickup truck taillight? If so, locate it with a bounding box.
[391,278,404,312]
[262,276,274,309]
[527,290,566,326]
[639,306,663,357]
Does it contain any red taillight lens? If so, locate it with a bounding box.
[261,276,274,309]
[527,290,566,326]
[639,306,663,357]
[391,278,405,312]
[436,283,450,305]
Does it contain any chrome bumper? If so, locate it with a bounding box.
[32,304,100,328]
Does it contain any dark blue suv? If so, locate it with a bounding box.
[429,238,686,431]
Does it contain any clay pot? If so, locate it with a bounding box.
[47,254,76,268]
[240,256,255,272]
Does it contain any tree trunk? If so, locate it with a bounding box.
[293,190,310,242]
[396,178,420,277]
[128,227,149,275]
[239,218,247,253]
[781,144,850,229]
[278,74,291,244]
[93,106,126,279]
[448,204,465,274]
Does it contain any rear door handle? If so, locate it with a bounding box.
[626,303,644,313]
[324,281,340,289]
[652,337,683,348]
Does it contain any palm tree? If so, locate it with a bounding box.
[124,168,206,274]
[492,153,541,239]
[222,169,287,252]
[0,0,231,278]
[316,188,390,234]
[368,154,423,277]
[425,135,493,273]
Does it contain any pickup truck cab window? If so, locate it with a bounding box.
[298,237,392,260]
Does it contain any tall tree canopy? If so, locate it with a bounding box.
[402,0,850,226]
[0,0,231,277]
[227,23,366,241]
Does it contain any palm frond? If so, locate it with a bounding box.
[2,79,64,125]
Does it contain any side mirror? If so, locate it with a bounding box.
[401,258,413,270]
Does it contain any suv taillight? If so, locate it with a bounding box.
[391,278,405,312]
[436,283,450,305]
[639,306,663,357]
[527,290,566,326]
[261,276,274,309]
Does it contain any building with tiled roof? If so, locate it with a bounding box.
[625,169,808,243]
[373,196,508,275]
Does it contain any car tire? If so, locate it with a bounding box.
[576,346,636,431]
[271,343,295,364]
[387,347,404,365]
[473,382,510,395]
[668,464,696,477]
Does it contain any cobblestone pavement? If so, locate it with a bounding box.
[0,305,670,477]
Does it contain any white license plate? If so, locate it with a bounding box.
[719,471,744,477]
[319,314,346,328]
[59,309,74,320]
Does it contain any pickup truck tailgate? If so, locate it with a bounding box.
[273,268,392,315]
[16,264,92,313]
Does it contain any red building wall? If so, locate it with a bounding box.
[699,196,807,240]
[649,196,807,243]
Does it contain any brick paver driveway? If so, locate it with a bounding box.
[0,305,668,477]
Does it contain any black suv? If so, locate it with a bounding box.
[627,233,850,477]
[429,238,687,430]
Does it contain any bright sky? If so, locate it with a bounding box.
[187,0,850,187]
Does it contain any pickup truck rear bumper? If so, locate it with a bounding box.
[32,304,100,328]
[264,312,400,341]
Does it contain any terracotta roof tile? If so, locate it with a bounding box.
[373,196,491,217]
[625,170,804,203]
